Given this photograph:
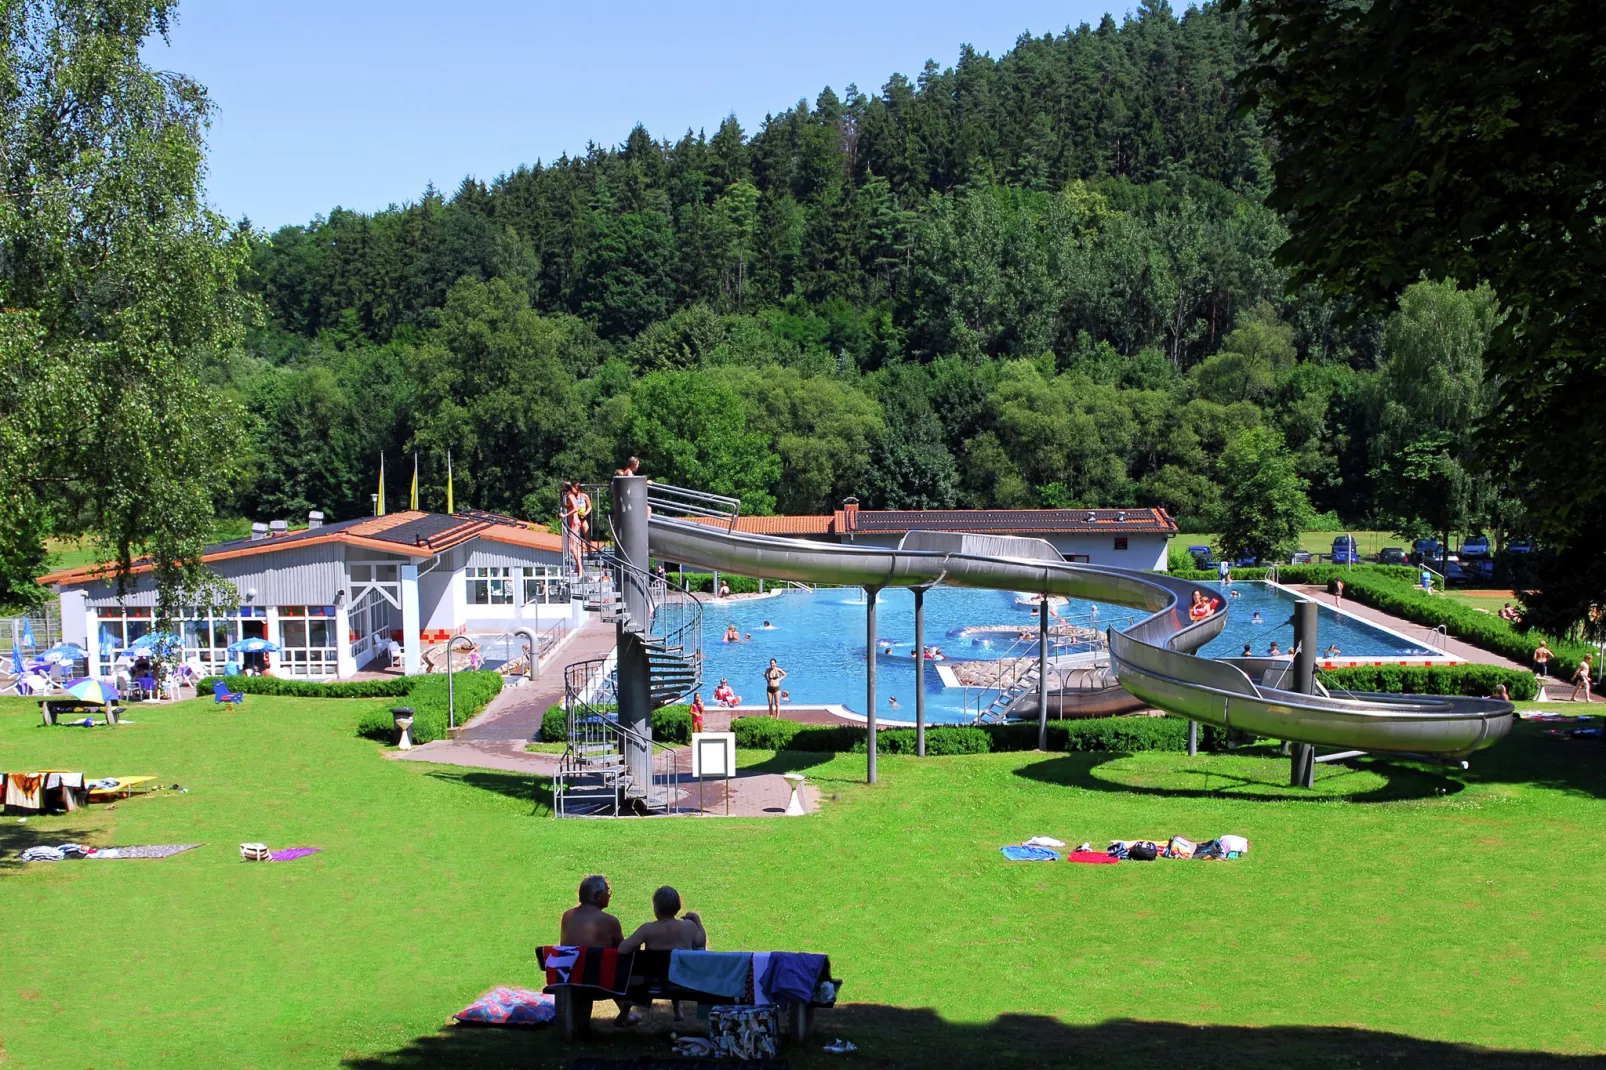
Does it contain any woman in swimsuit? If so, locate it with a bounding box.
[764,659,787,718]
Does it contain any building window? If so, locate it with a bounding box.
[467,566,514,605]
[98,606,266,677]
[521,566,569,605]
[277,606,338,677]
[1062,553,1091,563]
[1113,537,1129,551]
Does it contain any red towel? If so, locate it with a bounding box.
[1068,851,1118,864]
[536,945,635,994]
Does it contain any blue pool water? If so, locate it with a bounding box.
[695,582,1438,724]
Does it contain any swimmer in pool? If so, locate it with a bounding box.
[762,621,775,629]
[723,624,739,643]
[1251,612,1263,624]
[888,696,900,709]
[1241,644,1253,657]
[1268,641,1283,656]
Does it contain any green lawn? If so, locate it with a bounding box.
[2,694,1605,1068]
[1186,530,1401,560]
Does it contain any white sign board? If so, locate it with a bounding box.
[692,732,735,779]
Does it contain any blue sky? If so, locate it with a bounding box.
[147,1,1117,230]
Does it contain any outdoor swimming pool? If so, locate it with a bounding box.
[693,581,1442,724]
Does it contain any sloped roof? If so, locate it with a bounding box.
[686,507,1177,538]
[39,510,563,586]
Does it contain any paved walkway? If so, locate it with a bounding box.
[388,737,819,816]
[1289,585,1529,670]
[456,621,615,741]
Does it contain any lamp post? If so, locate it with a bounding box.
[445,634,476,730]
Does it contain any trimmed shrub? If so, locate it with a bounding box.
[676,573,781,596]
[539,702,693,744]
[1321,664,1537,701]
[729,715,1189,754]
[354,671,503,745]
[198,675,414,699]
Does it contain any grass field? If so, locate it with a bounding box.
[2,694,1605,1068]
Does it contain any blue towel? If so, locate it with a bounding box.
[1000,845,1060,861]
[668,950,752,998]
[760,952,829,1004]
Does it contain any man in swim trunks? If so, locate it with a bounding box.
[764,658,787,717]
[559,874,637,1027]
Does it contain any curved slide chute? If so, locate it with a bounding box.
[648,517,1514,759]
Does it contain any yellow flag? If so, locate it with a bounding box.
[446,450,455,514]
[410,453,419,511]
[377,454,385,516]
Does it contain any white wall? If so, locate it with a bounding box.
[1044,533,1170,570]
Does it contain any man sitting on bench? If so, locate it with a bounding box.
[619,885,707,1022]
[559,874,638,1027]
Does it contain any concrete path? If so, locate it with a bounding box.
[1288,585,1529,670]
[388,737,819,817]
[456,620,616,741]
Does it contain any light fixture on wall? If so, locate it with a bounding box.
[245,588,257,603]
[334,589,346,607]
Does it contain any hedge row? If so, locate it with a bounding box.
[197,675,415,699]
[353,671,503,745]
[539,703,693,744]
[730,715,1189,754]
[1320,663,1538,700]
[1168,564,1422,585]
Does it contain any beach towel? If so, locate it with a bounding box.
[669,950,753,998]
[536,946,635,995]
[269,847,320,862]
[1000,845,1060,861]
[1068,851,1119,864]
[90,844,202,859]
[758,952,828,1005]
[453,986,554,1026]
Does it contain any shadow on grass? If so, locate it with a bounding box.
[342,1003,1606,1069]
[1013,750,1466,803]
[0,821,100,872]
[425,769,553,815]
[737,750,842,776]
[1457,721,1606,800]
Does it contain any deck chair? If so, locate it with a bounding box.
[213,679,244,706]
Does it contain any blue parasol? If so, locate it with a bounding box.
[227,637,280,654]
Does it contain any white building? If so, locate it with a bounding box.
[40,510,579,680]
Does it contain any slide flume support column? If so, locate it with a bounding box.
[913,587,926,758]
[1290,599,1318,788]
[1037,597,1049,750]
[866,585,880,784]
[612,476,653,795]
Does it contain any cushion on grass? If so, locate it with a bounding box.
[453,986,554,1026]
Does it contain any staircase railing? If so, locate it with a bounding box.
[556,655,683,816]
[967,611,1138,723]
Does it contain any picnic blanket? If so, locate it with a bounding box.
[20,843,200,861]
[269,847,321,862]
[536,946,635,995]
[453,986,554,1026]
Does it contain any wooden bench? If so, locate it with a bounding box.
[543,948,839,1043]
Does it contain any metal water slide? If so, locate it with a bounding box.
[646,518,1515,759]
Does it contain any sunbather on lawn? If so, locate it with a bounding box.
[559,875,638,1027]
[618,885,706,1022]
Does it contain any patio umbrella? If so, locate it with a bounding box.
[40,642,89,663]
[227,637,280,654]
[9,646,22,675]
[127,631,181,654]
[64,678,118,704]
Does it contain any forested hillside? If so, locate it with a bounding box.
[227,2,1516,548]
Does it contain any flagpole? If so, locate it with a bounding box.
[410,452,419,511]
[377,453,386,516]
[446,450,455,515]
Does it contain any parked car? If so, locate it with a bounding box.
[1460,533,1490,558]
[1234,553,1259,567]
[1331,535,1360,564]
[1289,550,1313,564]
[1187,545,1215,568]
[1466,557,1496,579]
[1378,547,1408,566]
[1506,538,1535,554]
[1411,538,1440,564]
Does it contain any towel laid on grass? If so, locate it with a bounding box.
[1068,851,1119,864]
[668,950,752,999]
[1000,845,1060,861]
[536,946,635,995]
[269,847,320,862]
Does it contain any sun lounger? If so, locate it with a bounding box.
[87,776,158,801]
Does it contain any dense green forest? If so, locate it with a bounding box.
[216,3,1515,550]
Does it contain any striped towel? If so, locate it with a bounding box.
[536,945,635,995]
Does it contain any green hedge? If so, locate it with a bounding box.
[676,573,777,596]
[197,675,415,698]
[539,703,693,744]
[353,671,503,745]
[730,715,1189,754]
[1321,664,1538,700]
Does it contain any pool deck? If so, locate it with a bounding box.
[1287,585,1527,671]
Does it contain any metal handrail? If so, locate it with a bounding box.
[966,611,1138,723]
[557,656,682,816]
[645,484,742,530]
